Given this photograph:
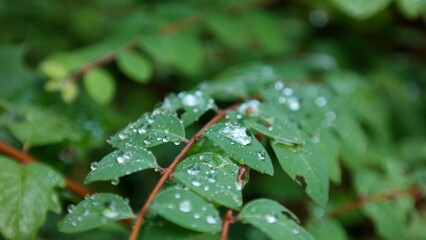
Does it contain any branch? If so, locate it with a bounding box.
[326,186,423,218]
[0,141,93,197]
[220,209,235,240]
[129,103,241,240]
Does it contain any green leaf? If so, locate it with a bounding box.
[397,0,426,18]
[328,0,391,20]
[2,103,81,147]
[151,188,222,233]
[204,122,274,175]
[272,139,329,206]
[174,152,242,210]
[313,128,342,184]
[59,193,133,233]
[307,219,348,240]
[0,45,33,98]
[140,219,218,240]
[353,169,416,240]
[139,31,203,74]
[108,112,185,149]
[244,102,304,146]
[116,50,152,83]
[160,91,216,127]
[85,145,157,184]
[0,157,65,240]
[239,199,314,240]
[202,63,277,100]
[205,12,250,50]
[83,68,116,105]
[241,12,287,54]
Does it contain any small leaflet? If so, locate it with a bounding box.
[85,145,157,183]
[59,193,133,233]
[204,122,274,175]
[151,188,222,233]
[174,152,242,209]
[108,112,185,149]
[239,199,314,240]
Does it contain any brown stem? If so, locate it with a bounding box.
[128,103,242,240]
[220,209,235,240]
[0,141,93,197]
[326,186,423,218]
[160,14,203,36]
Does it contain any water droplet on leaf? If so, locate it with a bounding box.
[265,213,277,223]
[111,178,120,185]
[220,122,252,145]
[90,162,98,170]
[179,200,192,213]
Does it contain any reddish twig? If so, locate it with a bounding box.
[129,103,241,240]
[0,141,93,197]
[326,186,423,218]
[220,209,235,240]
[160,14,203,35]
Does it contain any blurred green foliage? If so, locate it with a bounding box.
[0,0,425,239]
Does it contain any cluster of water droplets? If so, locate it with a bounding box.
[220,122,252,145]
[274,82,300,111]
[116,112,184,147]
[65,195,124,228]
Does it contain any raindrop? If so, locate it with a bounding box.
[274,81,284,90]
[204,186,209,191]
[83,210,90,216]
[102,203,119,218]
[326,111,336,121]
[265,213,277,223]
[257,151,266,160]
[182,93,201,107]
[90,162,98,171]
[71,221,77,226]
[187,165,200,175]
[315,96,327,107]
[116,153,131,164]
[179,200,192,213]
[191,180,201,187]
[292,228,300,234]
[111,178,120,185]
[206,215,217,224]
[220,122,252,145]
[309,9,328,28]
[67,204,76,213]
[235,181,243,191]
[175,193,181,199]
[194,213,201,219]
[118,133,128,140]
[287,97,300,111]
[283,88,294,96]
[138,128,147,134]
[278,96,287,104]
[144,137,153,145]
